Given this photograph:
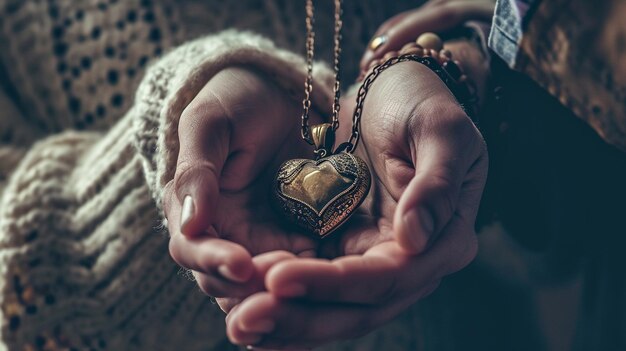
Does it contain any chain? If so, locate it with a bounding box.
[330,0,342,131]
[301,0,343,145]
[301,0,315,144]
[345,54,462,152]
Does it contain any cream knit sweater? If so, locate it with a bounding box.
[0,1,423,350]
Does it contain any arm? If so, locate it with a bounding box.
[0,30,334,350]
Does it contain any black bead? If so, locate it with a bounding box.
[443,61,462,80]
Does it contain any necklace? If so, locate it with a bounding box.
[273,0,371,238]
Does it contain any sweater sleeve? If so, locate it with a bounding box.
[132,29,334,210]
[0,30,333,350]
[0,109,230,351]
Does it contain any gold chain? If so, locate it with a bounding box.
[301,0,343,145]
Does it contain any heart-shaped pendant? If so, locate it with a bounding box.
[273,152,371,238]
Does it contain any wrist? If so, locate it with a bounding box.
[443,39,490,108]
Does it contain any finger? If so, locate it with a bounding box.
[174,85,231,237]
[360,2,494,70]
[190,250,299,299]
[394,112,482,254]
[216,297,241,314]
[266,217,476,304]
[266,242,427,303]
[192,271,255,298]
[169,230,253,283]
[214,252,299,312]
[226,292,403,348]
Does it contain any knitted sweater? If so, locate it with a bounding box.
[0,1,420,350]
[5,1,623,351]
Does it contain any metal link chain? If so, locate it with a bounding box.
[301,1,470,154]
[345,53,472,152]
[301,0,342,145]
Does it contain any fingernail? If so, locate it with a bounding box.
[280,283,306,297]
[243,319,275,333]
[226,304,241,324]
[218,265,247,283]
[180,195,194,234]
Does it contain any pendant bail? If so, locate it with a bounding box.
[311,123,335,158]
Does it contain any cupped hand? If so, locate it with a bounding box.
[360,0,495,71]
[226,62,488,349]
[164,67,321,304]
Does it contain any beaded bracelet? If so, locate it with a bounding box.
[358,32,479,121]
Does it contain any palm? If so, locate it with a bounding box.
[212,173,317,257]
[317,95,399,257]
[166,68,322,300]
[321,63,485,258]
[195,67,320,255]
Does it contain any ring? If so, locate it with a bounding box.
[369,34,387,51]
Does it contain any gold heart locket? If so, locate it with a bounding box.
[274,123,370,237]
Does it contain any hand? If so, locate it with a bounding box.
[360,0,495,72]
[226,62,489,349]
[164,67,321,306]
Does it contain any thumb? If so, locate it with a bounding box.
[393,133,471,254]
[174,93,231,237]
[394,170,461,255]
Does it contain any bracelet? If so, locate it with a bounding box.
[358,32,479,121]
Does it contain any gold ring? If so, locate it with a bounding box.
[369,35,387,51]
